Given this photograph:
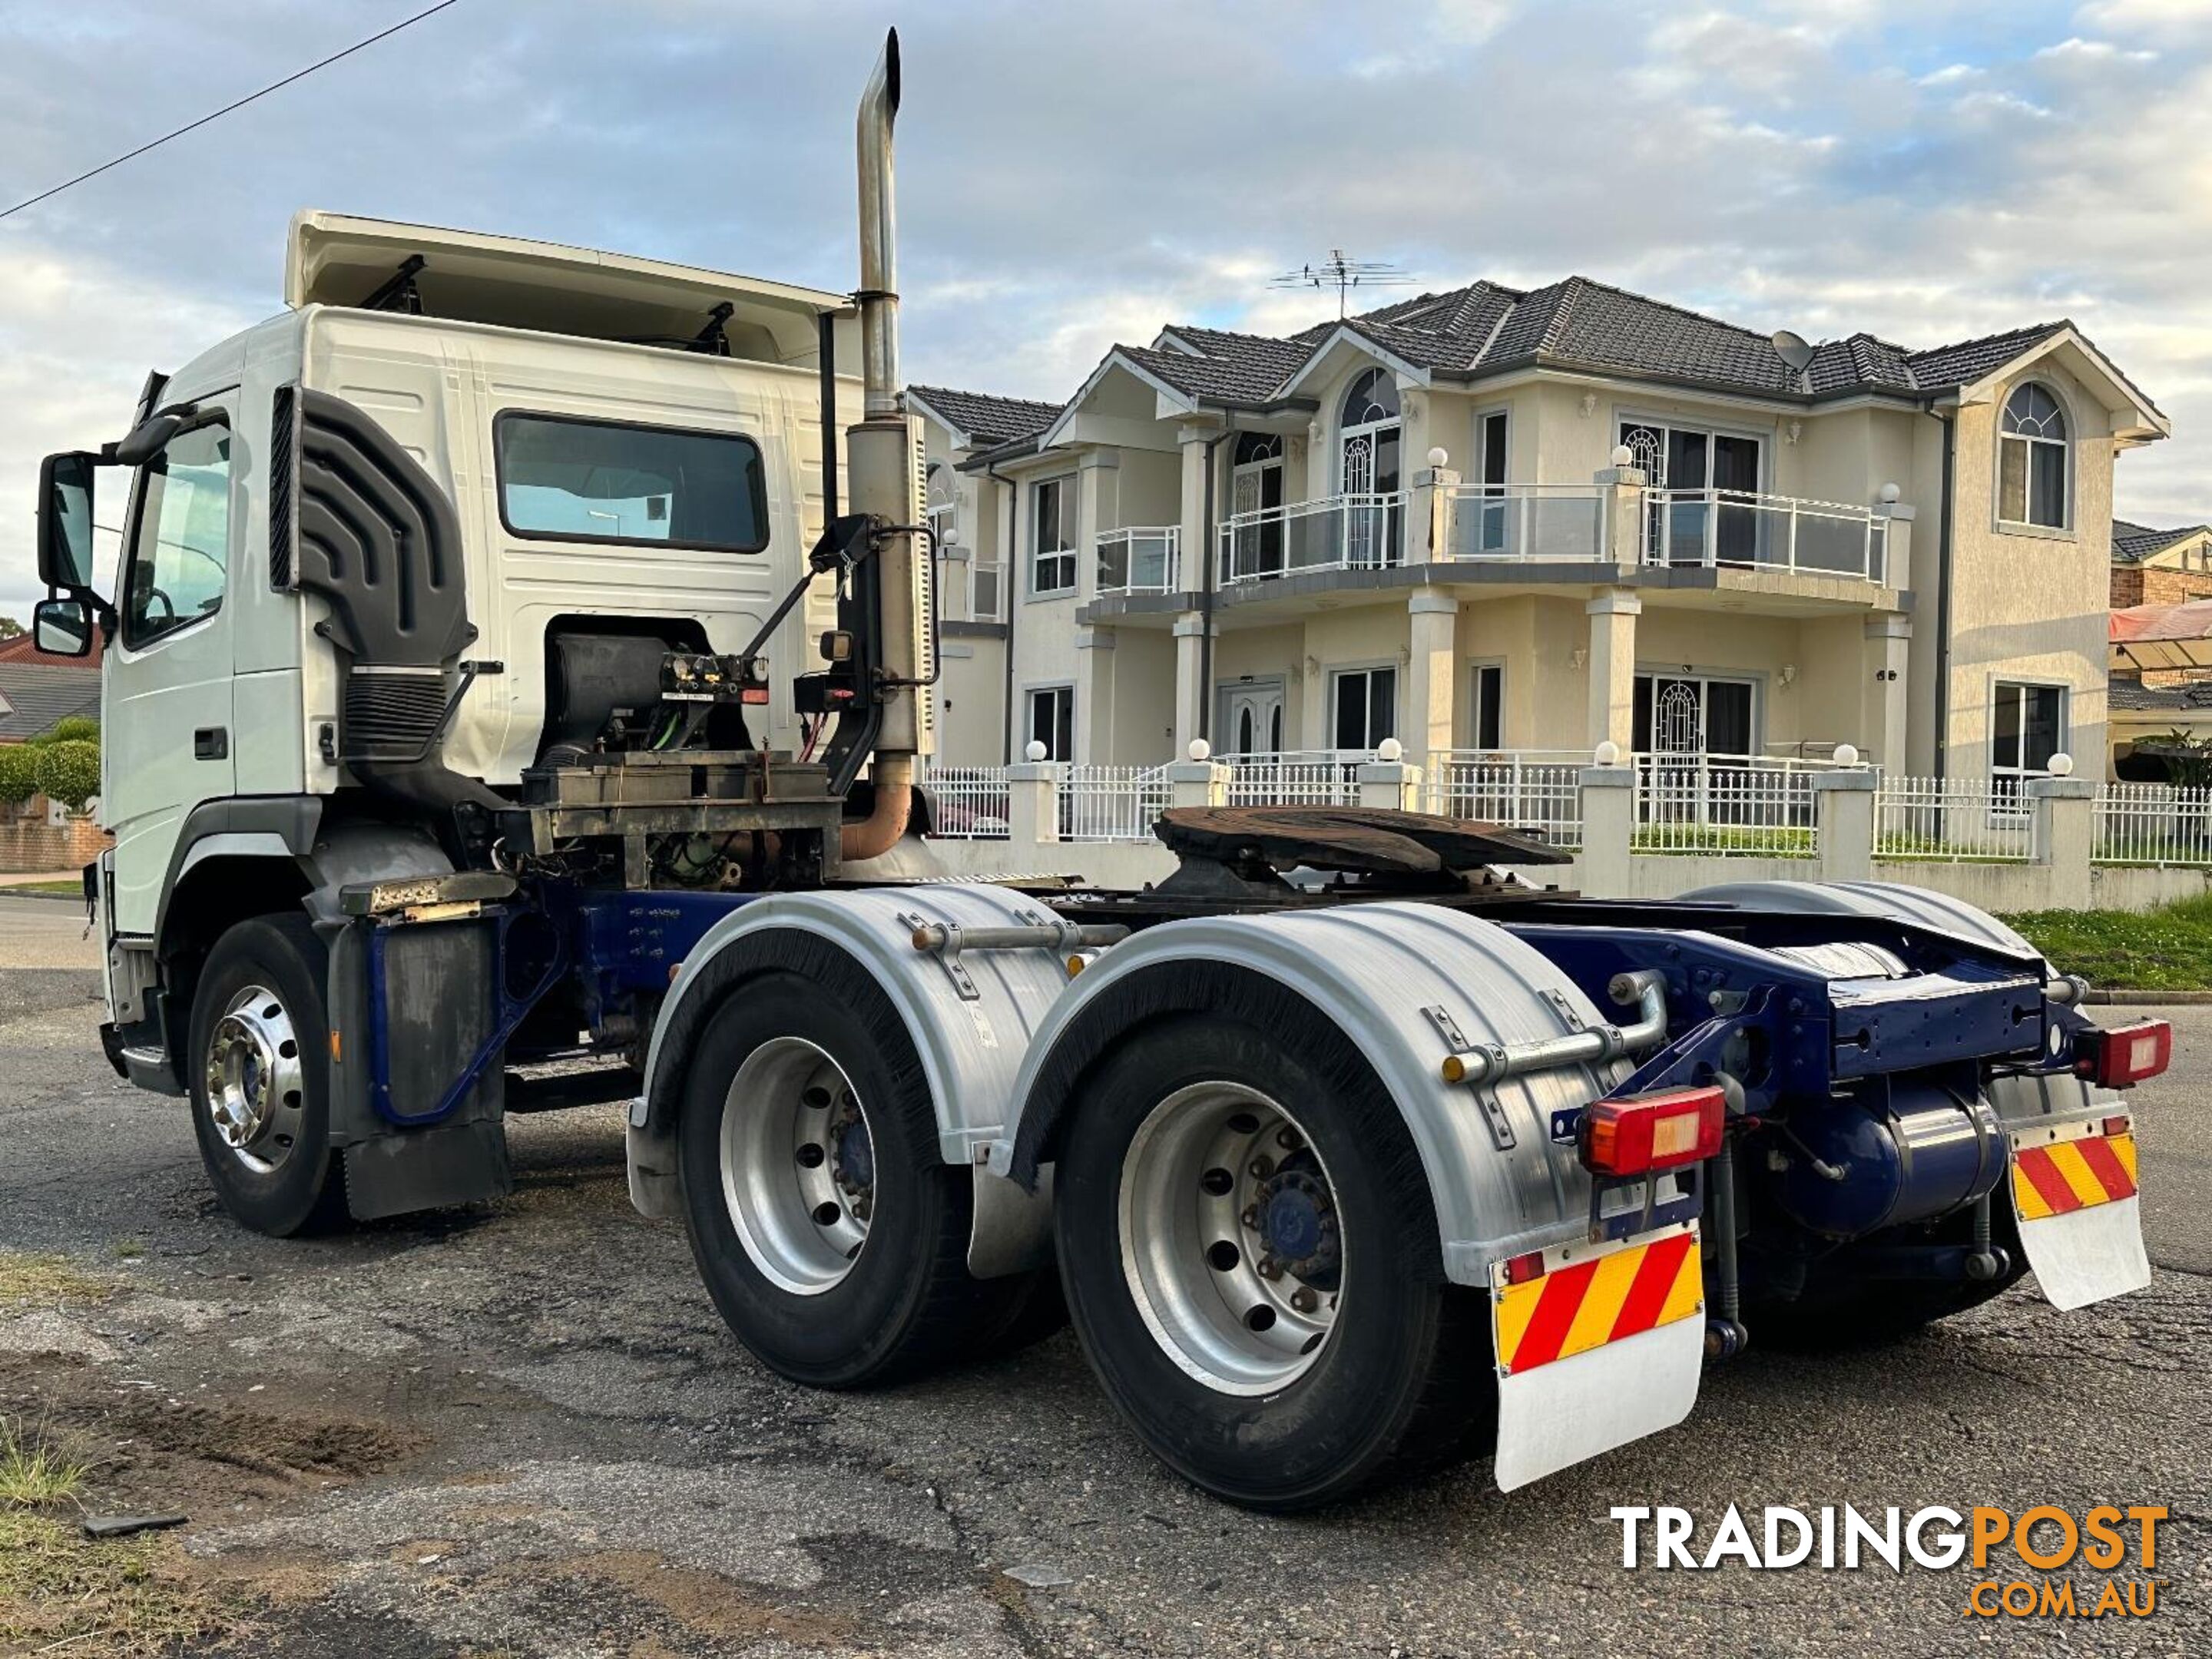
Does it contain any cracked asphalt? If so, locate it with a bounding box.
[2,892,2207,1656]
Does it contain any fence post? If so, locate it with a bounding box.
[2028,760,2094,910]
[1168,740,1230,809]
[1578,748,1635,897]
[1813,760,1876,882]
[1359,738,1422,810]
[1006,743,1060,849]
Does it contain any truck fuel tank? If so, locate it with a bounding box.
[1769,1080,2007,1240]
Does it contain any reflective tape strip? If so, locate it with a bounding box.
[2013,1132,2137,1221]
[1495,1229,1701,1376]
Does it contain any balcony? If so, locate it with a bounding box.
[1442,485,1611,563]
[1095,526,1181,597]
[1217,492,1409,584]
[1641,489,1888,583]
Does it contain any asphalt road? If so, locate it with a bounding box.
[1,891,2207,1657]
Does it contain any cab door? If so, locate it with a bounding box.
[102,399,240,936]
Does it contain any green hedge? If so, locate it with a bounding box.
[31,740,100,811]
[0,745,37,806]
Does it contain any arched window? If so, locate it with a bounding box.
[926,462,957,549]
[1233,431,1281,466]
[1340,368,1399,429]
[1999,382,2068,529]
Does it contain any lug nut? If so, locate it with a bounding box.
[1276,1128,1300,1151]
[1240,1204,1260,1230]
[1248,1156,1273,1180]
[1257,1258,1282,1280]
[1290,1287,1318,1313]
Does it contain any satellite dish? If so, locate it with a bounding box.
[1770,329,1816,373]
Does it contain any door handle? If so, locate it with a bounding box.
[194,727,228,760]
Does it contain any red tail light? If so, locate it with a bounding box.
[740,686,771,705]
[2075,1020,2171,1088]
[1579,1085,1726,1177]
[1502,1250,1546,1285]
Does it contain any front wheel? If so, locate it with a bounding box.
[187,912,348,1237]
[1052,999,1495,1511]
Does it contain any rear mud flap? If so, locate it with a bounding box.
[2010,1124,2150,1311]
[1490,1223,1705,1491]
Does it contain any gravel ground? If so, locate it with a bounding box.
[1,892,2207,1657]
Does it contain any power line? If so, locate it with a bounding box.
[0,0,468,224]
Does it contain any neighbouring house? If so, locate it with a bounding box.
[912,275,2168,795]
[0,628,102,744]
[2109,518,2212,611]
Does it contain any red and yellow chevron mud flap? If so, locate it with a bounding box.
[1489,1220,1704,1491]
[2009,1118,2151,1312]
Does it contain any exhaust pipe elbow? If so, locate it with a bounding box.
[856,29,902,420]
[840,753,913,863]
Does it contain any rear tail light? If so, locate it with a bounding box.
[2101,1114,2133,1137]
[740,686,771,705]
[2075,1020,2171,1088]
[1579,1084,1726,1177]
[1502,1250,1546,1285]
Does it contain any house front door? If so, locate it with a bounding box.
[1217,680,1286,756]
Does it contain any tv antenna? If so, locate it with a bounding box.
[1272,250,1414,319]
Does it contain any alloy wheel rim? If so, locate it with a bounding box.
[719,1036,876,1296]
[203,982,306,1175]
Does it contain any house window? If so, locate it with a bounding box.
[1331,666,1397,751]
[1469,663,1504,750]
[1028,685,1075,761]
[1474,410,1510,553]
[1339,369,1402,567]
[1620,419,1763,565]
[1634,674,1756,757]
[1032,476,1076,595]
[926,462,957,551]
[1992,680,2066,806]
[1230,431,1286,579]
[1998,382,2068,529]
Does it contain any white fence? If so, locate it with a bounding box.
[2094,783,2212,868]
[1873,776,2035,863]
[919,767,1010,839]
[1631,753,1827,858]
[1222,750,1366,806]
[1061,764,1171,841]
[1425,750,1584,847]
[1217,492,1409,584]
[1094,527,1181,596]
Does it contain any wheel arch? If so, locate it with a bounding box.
[999,902,1627,1288]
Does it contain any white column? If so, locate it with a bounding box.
[1075,449,1119,605]
[1075,625,1114,765]
[2028,770,2095,911]
[1863,614,1911,769]
[1406,588,1459,764]
[1006,757,1058,847]
[1813,767,1876,883]
[1578,762,1635,897]
[1359,743,1422,810]
[1598,463,1647,566]
[1173,612,1210,756]
[1876,499,1913,591]
[1177,423,1219,594]
[1585,588,1641,752]
[1168,747,1229,808]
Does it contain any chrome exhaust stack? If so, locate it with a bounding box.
[841,28,923,850]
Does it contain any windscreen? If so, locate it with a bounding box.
[495,412,768,552]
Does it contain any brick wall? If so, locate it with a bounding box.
[0,808,110,874]
[2111,564,2212,609]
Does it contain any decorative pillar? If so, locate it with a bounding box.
[1585,588,1641,752]
[2028,766,2095,912]
[1862,614,1911,769]
[1406,588,1459,765]
[1177,423,1220,595]
[1006,750,1058,847]
[1172,611,1211,757]
[1598,462,1647,566]
[1876,499,1914,592]
[1359,740,1422,810]
[1075,449,1120,605]
[1813,763,1877,883]
[1578,760,1635,898]
[1075,625,1114,765]
[1168,742,1230,808]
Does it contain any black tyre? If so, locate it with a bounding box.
[1052,1002,1494,1511]
[187,912,349,1237]
[675,952,1033,1386]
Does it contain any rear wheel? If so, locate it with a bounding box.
[1053,1004,1494,1511]
[187,913,348,1237]
[675,956,1036,1386]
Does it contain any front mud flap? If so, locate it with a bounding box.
[1490,1222,1704,1492]
[2010,1124,2151,1312]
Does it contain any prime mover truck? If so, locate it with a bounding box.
[28,33,2167,1510]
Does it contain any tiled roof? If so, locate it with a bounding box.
[1902,323,2068,394]
[2112,519,2210,565]
[906,385,1061,448]
[2110,677,2212,711]
[0,663,99,742]
[0,629,103,668]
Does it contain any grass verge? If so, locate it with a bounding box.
[0,1510,237,1657]
[0,1416,94,1508]
[2003,891,2212,992]
[0,1250,113,1306]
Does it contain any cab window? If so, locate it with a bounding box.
[495,412,768,552]
[123,419,232,646]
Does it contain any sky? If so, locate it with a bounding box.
[3,0,2211,622]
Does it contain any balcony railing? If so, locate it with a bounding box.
[1095,526,1181,597]
[1217,492,1408,584]
[1441,485,1611,564]
[964,558,1005,622]
[1641,488,1888,583]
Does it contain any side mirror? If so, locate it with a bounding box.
[31,596,94,658]
[37,452,99,590]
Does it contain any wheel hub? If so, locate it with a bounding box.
[720,1036,875,1296]
[203,985,305,1175]
[1257,1161,1339,1290]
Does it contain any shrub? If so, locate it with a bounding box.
[0,746,36,807]
[32,741,99,812]
[34,715,98,747]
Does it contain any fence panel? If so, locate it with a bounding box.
[1874,777,2035,863]
[919,767,1010,839]
[2094,783,2212,867]
[1631,754,1820,857]
[1060,765,1171,842]
[1221,750,1365,806]
[1422,751,1584,848]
